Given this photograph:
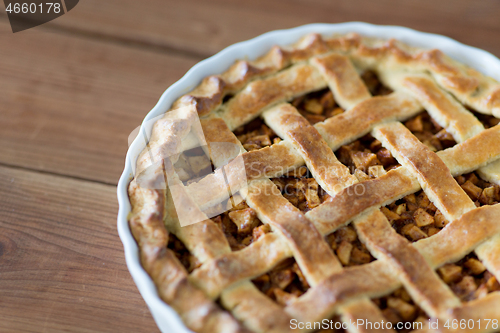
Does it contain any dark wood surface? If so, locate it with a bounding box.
[0,166,158,332]
[1,1,499,332]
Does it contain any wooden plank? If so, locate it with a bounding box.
[39,0,500,58]
[0,19,199,185]
[0,165,159,332]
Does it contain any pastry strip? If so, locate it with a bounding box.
[127,33,500,332]
[311,53,371,109]
[218,63,327,130]
[287,204,500,324]
[262,103,357,195]
[437,124,500,176]
[244,178,343,286]
[381,73,484,142]
[373,121,476,221]
[315,92,423,151]
[355,209,461,318]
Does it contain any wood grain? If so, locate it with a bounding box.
[40,0,500,58]
[0,18,198,185]
[0,165,159,333]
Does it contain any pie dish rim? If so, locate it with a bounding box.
[116,22,500,333]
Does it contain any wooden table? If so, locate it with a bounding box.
[1,1,499,332]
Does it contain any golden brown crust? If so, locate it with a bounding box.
[135,105,199,180]
[127,32,500,333]
[183,140,305,211]
[128,182,249,333]
[157,251,250,333]
[245,179,342,286]
[339,299,396,333]
[173,76,227,117]
[311,53,371,109]
[221,282,295,333]
[355,209,461,318]
[373,122,476,221]
[170,33,500,121]
[438,125,500,176]
[285,261,400,322]
[164,181,231,261]
[475,234,500,280]
[477,159,500,185]
[351,39,500,116]
[383,73,485,142]
[306,167,420,235]
[241,141,304,180]
[201,116,244,166]
[171,33,332,118]
[450,292,500,333]
[218,63,327,130]
[263,103,357,195]
[315,92,423,151]
[190,233,290,299]
[285,205,500,325]
[171,33,343,118]
[414,204,500,269]
[128,181,169,270]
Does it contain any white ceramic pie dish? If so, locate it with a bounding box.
[117,22,500,333]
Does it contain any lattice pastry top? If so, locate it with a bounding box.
[128,33,500,333]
